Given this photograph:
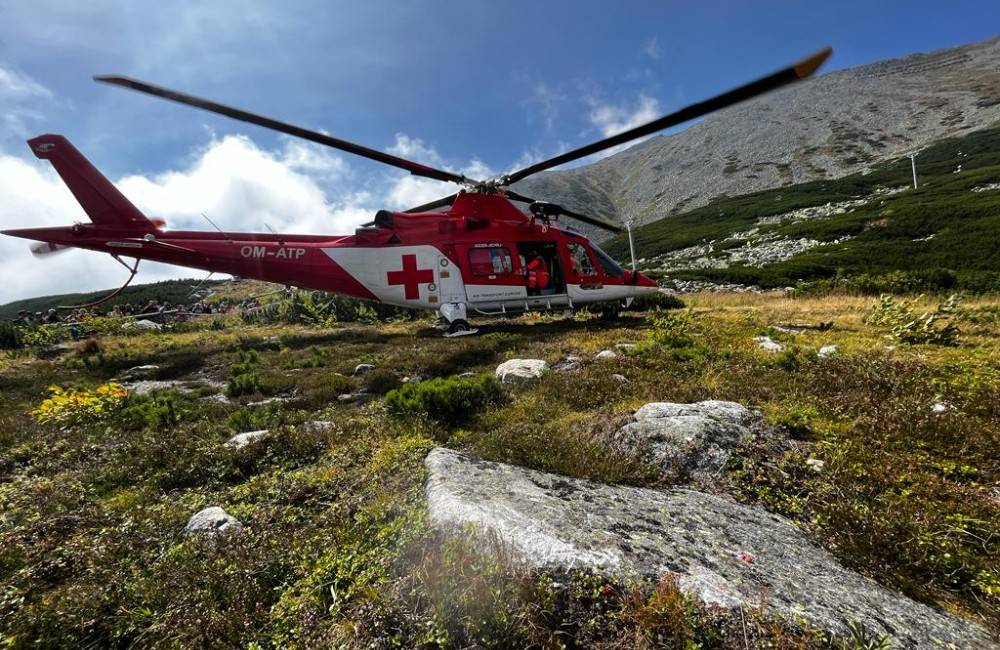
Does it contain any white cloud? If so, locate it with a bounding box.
[0,64,52,140]
[522,82,565,132]
[643,37,661,61]
[583,93,662,160]
[590,94,660,138]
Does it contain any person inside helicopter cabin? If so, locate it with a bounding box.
[525,250,550,294]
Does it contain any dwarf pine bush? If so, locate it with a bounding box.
[385,374,504,427]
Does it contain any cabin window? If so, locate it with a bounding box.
[567,242,597,277]
[468,247,513,276]
[590,242,625,277]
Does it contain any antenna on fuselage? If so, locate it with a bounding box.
[202,212,233,244]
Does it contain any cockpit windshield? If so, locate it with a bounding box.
[589,242,625,277]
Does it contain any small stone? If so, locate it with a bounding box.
[817,344,839,358]
[805,458,825,473]
[458,372,477,378]
[495,359,549,385]
[246,396,289,408]
[183,506,243,536]
[402,374,426,384]
[614,343,638,352]
[595,349,618,360]
[755,336,784,353]
[553,355,583,373]
[353,363,376,376]
[119,364,160,380]
[338,391,373,405]
[611,374,628,383]
[930,401,951,414]
[224,429,269,450]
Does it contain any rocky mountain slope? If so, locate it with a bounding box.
[515,35,1000,227]
[602,123,1000,291]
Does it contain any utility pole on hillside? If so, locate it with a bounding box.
[907,152,919,189]
[624,217,637,271]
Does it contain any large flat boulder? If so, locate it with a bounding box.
[424,448,993,649]
[610,400,759,481]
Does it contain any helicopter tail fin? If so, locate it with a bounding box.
[28,134,157,231]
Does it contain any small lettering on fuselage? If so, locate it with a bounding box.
[240,245,306,260]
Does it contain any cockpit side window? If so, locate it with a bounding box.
[589,243,625,277]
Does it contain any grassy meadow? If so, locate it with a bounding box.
[0,292,997,648]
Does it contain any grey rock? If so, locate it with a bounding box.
[36,344,72,359]
[424,448,993,648]
[595,349,618,360]
[805,458,826,473]
[246,396,290,408]
[495,359,549,385]
[302,420,336,434]
[610,374,628,383]
[611,400,758,480]
[183,506,243,537]
[119,364,160,381]
[122,380,193,395]
[224,429,269,450]
[458,372,477,378]
[614,343,639,352]
[353,363,376,376]
[552,355,583,374]
[817,344,839,358]
[402,374,427,384]
[132,319,162,331]
[337,392,372,405]
[755,335,784,353]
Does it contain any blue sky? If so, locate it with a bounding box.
[0,1,998,301]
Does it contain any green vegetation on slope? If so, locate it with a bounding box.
[605,124,1000,290]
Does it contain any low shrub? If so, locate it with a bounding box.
[31,382,128,427]
[865,294,960,345]
[0,321,21,349]
[364,368,402,395]
[647,310,694,348]
[385,375,505,427]
[115,393,180,431]
[226,349,261,397]
[226,401,284,432]
[628,291,684,311]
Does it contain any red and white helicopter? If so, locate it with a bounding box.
[3,48,830,334]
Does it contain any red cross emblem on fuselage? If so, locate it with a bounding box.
[386,253,434,300]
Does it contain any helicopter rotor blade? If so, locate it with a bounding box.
[505,190,623,234]
[94,75,474,185]
[500,47,832,185]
